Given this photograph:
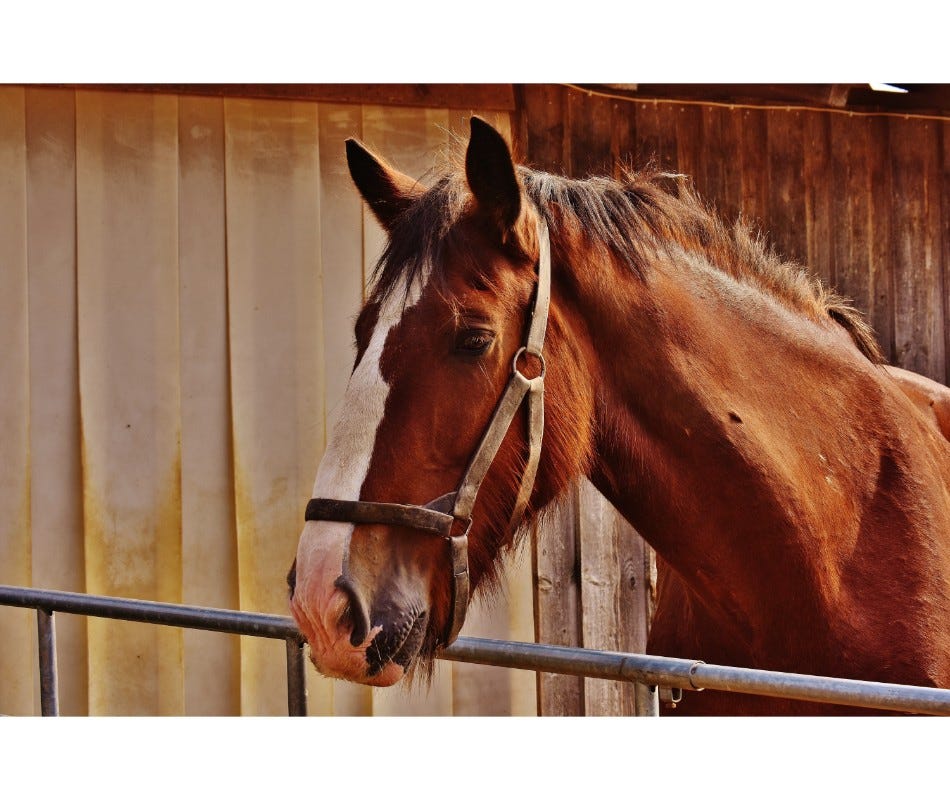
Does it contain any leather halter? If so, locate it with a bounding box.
[305,219,551,647]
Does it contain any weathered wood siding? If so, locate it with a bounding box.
[517,85,948,382]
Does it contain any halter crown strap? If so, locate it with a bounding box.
[525,220,551,353]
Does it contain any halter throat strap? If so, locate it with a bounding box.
[305,218,551,646]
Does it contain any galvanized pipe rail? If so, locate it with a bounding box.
[3,585,950,716]
[440,637,950,715]
[0,585,308,716]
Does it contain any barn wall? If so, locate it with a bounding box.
[0,87,536,716]
[514,83,949,716]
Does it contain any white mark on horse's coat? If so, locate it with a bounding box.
[311,271,429,509]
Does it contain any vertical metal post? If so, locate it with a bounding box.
[634,683,660,716]
[285,637,307,717]
[36,609,59,716]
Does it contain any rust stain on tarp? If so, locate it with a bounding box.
[232,453,309,715]
[83,458,183,715]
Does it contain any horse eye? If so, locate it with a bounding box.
[455,329,495,355]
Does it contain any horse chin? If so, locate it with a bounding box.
[358,661,409,688]
[296,623,404,686]
[308,650,407,687]
[300,617,431,687]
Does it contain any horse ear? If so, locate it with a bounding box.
[466,116,522,237]
[345,138,421,231]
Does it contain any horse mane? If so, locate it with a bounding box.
[371,162,884,364]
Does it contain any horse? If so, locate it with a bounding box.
[289,116,950,714]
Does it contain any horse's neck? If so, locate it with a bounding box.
[575,250,897,655]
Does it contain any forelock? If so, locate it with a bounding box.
[369,175,470,304]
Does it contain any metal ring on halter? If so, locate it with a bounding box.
[512,345,546,380]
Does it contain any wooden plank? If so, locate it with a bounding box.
[567,88,613,177]
[699,105,726,218]
[700,105,743,225]
[532,488,584,715]
[610,98,636,178]
[0,86,34,716]
[765,108,806,265]
[738,107,769,235]
[720,106,745,227]
[24,87,88,715]
[889,117,946,382]
[673,104,703,193]
[521,84,566,172]
[223,97,325,714]
[829,113,872,317]
[76,90,183,714]
[178,95,241,716]
[866,116,894,362]
[828,112,851,294]
[577,481,633,715]
[925,121,946,385]
[624,524,657,716]
[622,521,657,716]
[801,111,834,289]
[634,101,679,173]
[576,480,656,716]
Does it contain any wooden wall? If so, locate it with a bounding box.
[514,83,949,715]
[515,85,948,382]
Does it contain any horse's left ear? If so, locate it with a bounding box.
[466,116,522,239]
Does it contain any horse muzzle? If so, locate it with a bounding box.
[289,519,435,685]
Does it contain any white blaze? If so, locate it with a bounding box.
[292,270,429,660]
[312,273,428,507]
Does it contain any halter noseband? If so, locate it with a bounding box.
[304,219,551,647]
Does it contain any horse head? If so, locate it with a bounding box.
[289,118,594,685]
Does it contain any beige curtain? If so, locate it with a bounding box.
[0,86,535,716]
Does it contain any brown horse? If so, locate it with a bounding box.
[289,116,950,713]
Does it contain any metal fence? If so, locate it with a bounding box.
[3,584,950,716]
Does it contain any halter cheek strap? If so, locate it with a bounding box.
[305,219,551,646]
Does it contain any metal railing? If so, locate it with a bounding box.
[3,584,950,716]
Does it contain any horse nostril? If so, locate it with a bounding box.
[334,576,370,646]
[286,559,297,598]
